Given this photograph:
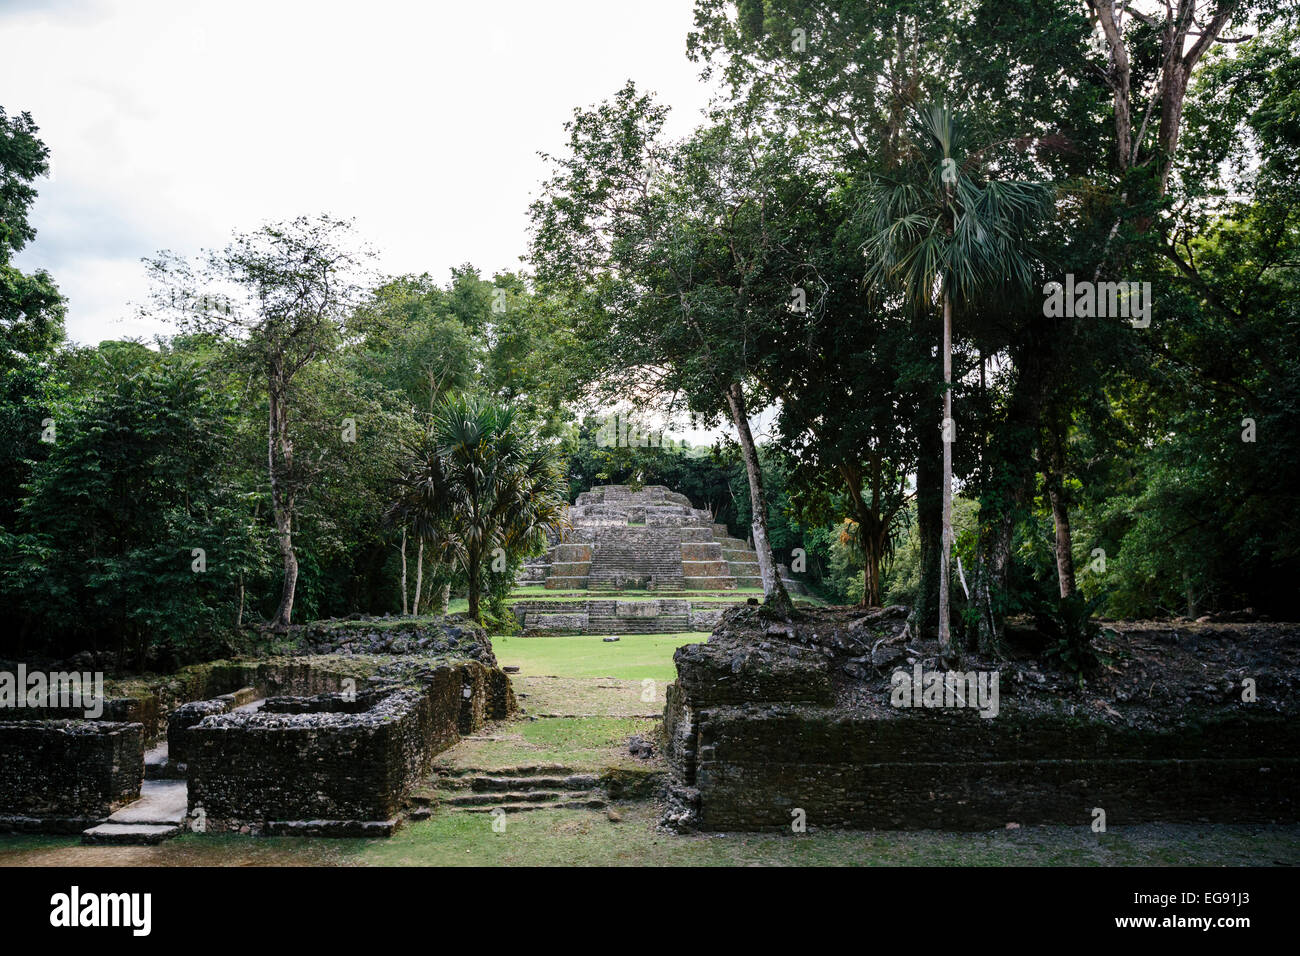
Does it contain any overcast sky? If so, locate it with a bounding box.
[2,0,718,346]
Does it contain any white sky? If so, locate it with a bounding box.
[3,0,718,345]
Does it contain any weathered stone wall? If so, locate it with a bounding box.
[665,608,1300,831]
[5,695,161,739]
[0,720,143,830]
[7,658,348,747]
[515,598,722,635]
[671,704,1300,830]
[186,660,514,830]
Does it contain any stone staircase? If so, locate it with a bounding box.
[681,539,736,590]
[587,530,685,591]
[714,531,763,588]
[586,599,692,634]
[543,542,591,589]
[81,778,187,846]
[522,485,769,593]
[409,766,608,816]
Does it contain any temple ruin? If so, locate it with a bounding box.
[518,484,763,591]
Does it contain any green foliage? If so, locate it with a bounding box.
[393,394,567,624]
[0,357,265,663]
[1034,591,1108,686]
[0,106,64,365]
[1,7,1295,665]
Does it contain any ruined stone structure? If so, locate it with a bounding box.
[513,598,728,635]
[664,606,1300,831]
[0,619,518,841]
[518,485,762,591]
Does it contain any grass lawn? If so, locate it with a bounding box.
[432,715,655,771]
[5,814,1297,867]
[490,632,708,682]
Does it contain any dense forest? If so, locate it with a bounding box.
[1,0,1295,669]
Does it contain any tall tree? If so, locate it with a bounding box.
[0,106,64,362]
[147,215,371,629]
[529,85,818,614]
[394,395,567,624]
[860,105,1051,653]
[1,355,263,664]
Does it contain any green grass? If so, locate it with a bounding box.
[433,715,656,771]
[350,813,1300,868]
[5,813,1297,867]
[491,633,707,682]
[512,676,663,718]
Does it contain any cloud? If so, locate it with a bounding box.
[4,0,716,345]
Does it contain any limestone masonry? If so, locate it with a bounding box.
[519,484,763,591]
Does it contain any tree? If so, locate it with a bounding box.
[860,104,1051,653]
[0,106,64,362]
[147,215,372,629]
[394,395,567,624]
[761,172,923,608]
[1,355,264,664]
[1085,0,1243,206]
[530,85,818,615]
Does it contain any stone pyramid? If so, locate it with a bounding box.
[517,484,762,591]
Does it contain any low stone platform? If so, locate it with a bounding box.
[512,597,730,634]
[0,720,144,830]
[664,605,1300,831]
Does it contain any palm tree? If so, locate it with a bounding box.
[392,394,567,624]
[860,104,1051,656]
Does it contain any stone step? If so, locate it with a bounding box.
[445,790,566,806]
[82,823,182,846]
[471,774,599,792]
[545,576,590,588]
[683,577,737,590]
[143,742,170,779]
[434,764,576,781]
[584,621,691,634]
[107,779,188,826]
[455,796,608,814]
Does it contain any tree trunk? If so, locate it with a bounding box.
[400,528,409,616]
[236,576,245,630]
[915,413,942,641]
[862,539,882,607]
[938,292,954,655]
[272,507,297,630]
[413,538,425,616]
[268,374,298,631]
[467,551,482,624]
[974,323,1054,653]
[723,380,794,617]
[1048,482,1076,598]
[1042,428,1076,598]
